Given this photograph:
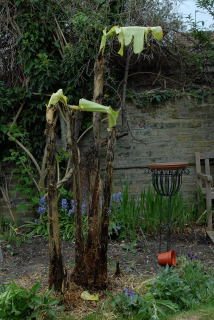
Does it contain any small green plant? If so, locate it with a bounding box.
[110,186,195,241]
[0,216,26,246]
[110,288,177,320]
[0,282,61,319]
[108,259,214,320]
[25,197,88,241]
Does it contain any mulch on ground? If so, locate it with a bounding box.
[0,227,213,288]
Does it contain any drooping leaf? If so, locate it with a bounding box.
[150,26,164,41]
[79,98,119,128]
[47,91,119,129]
[99,26,163,56]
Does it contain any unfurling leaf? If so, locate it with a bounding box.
[47,89,67,108]
[99,26,163,56]
[80,291,99,301]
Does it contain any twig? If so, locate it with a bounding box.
[9,103,24,130]
[7,132,41,176]
[0,174,16,223]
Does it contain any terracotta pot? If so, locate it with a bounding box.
[158,250,176,266]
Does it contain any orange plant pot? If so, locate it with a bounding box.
[158,250,176,266]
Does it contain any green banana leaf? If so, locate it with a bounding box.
[99,26,163,55]
[47,90,119,129]
[47,89,67,108]
[79,98,119,129]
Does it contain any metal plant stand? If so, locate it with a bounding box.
[147,162,189,252]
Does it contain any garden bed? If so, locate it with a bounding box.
[0,227,213,288]
[0,227,214,319]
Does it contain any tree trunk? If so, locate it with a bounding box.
[94,127,116,288]
[67,110,86,284]
[46,107,64,291]
[83,54,105,288]
[72,54,107,289]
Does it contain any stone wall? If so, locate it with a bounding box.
[1,94,213,224]
[111,95,214,198]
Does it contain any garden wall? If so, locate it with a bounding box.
[108,94,214,198]
[1,94,213,224]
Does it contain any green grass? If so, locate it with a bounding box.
[59,302,214,320]
[167,302,214,320]
[110,186,196,241]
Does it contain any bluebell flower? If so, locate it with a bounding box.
[71,199,76,208]
[81,201,87,216]
[34,218,38,224]
[61,199,68,210]
[39,197,46,207]
[37,206,46,214]
[68,208,75,216]
[115,226,122,231]
[111,192,122,204]
[67,199,76,216]
[123,288,137,301]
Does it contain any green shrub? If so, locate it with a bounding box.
[0,282,61,320]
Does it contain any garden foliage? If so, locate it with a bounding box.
[0,282,61,320]
[109,258,214,320]
[24,186,196,242]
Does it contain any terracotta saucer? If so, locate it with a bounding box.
[148,162,189,170]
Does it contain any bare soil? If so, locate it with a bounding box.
[0,227,213,289]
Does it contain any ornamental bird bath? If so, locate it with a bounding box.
[147,162,189,253]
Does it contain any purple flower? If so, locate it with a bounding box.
[68,208,75,216]
[37,206,46,214]
[39,197,46,207]
[71,199,76,208]
[111,192,122,204]
[123,288,137,301]
[68,199,76,216]
[187,253,199,260]
[61,199,68,210]
[81,201,87,216]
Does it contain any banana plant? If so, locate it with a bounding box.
[99,25,163,56]
[47,89,119,129]
[46,25,164,291]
